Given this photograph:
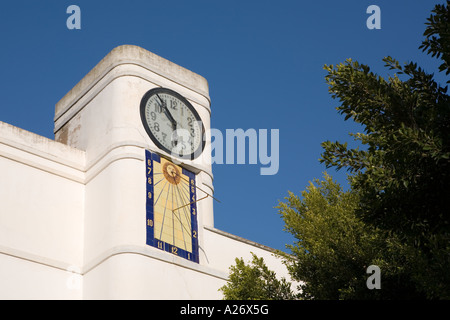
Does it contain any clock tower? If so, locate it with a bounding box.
[54,45,217,297]
[0,44,292,299]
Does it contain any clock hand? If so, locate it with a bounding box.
[156,94,179,148]
[156,94,177,130]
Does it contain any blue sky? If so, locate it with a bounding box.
[0,1,445,252]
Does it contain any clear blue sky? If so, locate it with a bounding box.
[0,1,445,252]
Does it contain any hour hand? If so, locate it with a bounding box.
[156,94,177,129]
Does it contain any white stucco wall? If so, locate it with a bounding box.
[0,121,85,299]
[0,45,293,300]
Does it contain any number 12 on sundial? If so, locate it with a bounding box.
[145,150,199,263]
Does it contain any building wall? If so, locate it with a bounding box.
[0,121,85,299]
[0,120,292,299]
[0,46,294,300]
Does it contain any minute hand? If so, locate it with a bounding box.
[156,94,177,129]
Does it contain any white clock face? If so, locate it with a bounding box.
[140,88,204,159]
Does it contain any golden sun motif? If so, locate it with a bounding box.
[162,162,181,185]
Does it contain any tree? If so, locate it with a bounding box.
[420,1,450,77]
[220,2,450,300]
[320,1,450,298]
[221,174,426,300]
[277,173,424,299]
[219,252,297,300]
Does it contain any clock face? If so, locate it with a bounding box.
[140,88,205,160]
[145,150,199,263]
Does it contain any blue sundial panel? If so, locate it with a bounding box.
[145,150,199,263]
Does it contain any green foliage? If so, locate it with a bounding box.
[419,0,450,77]
[320,2,450,299]
[277,173,425,299]
[219,252,297,300]
[321,55,450,239]
[220,2,450,300]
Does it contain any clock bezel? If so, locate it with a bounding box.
[140,87,205,160]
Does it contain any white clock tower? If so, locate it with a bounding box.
[0,45,291,299]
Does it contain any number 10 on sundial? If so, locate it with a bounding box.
[145,150,199,263]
